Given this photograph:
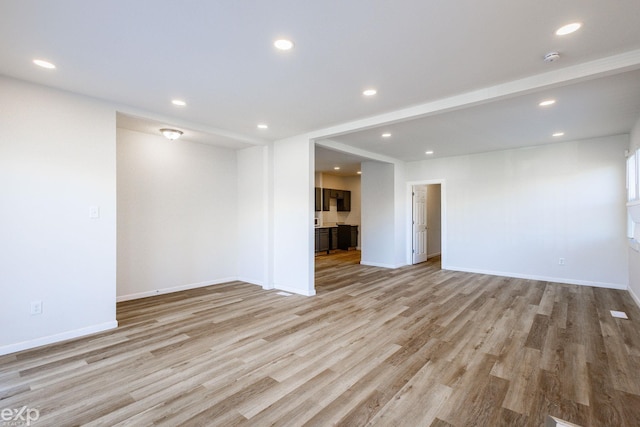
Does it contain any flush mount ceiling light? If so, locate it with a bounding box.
[274,39,294,50]
[539,99,556,107]
[257,123,268,129]
[160,128,183,140]
[381,133,391,138]
[357,171,362,175]
[334,166,340,170]
[171,99,186,107]
[556,22,582,36]
[363,89,377,96]
[552,132,565,137]
[33,59,56,69]
[425,150,434,155]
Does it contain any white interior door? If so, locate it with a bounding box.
[412,185,428,264]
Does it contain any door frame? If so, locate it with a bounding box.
[406,179,446,267]
[411,184,428,264]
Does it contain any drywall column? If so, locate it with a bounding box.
[361,161,401,268]
[271,135,315,296]
[0,77,117,355]
[237,145,269,287]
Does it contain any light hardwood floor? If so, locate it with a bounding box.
[2,251,640,426]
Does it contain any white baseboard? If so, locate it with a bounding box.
[0,321,118,356]
[274,284,316,296]
[443,265,627,290]
[117,277,238,302]
[629,286,640,309]
[360,261,405,269]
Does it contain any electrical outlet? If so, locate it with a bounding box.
[558,258,565,265]
[30,300,43,315]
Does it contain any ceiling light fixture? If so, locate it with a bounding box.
[160,128,183,140]
[552,132,565,137]
[274,39,294,50]
[363,89,377,96]
[539,99,556,107]
[334,166,340,170]
[171,99,186,106]
[382,133,391,138]
[556,22,582,36]
[33,59,56,69]
[425,150,434,155]
[257,123,268,129]
[357,171,362,175]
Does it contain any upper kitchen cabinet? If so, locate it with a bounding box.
[322,188,351,212]
[337,190,351,212]
[322,188,331,211]
[315,187,321,211]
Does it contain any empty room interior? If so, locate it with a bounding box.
[2,1,640,426]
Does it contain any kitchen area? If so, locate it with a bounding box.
[314,171,360,255]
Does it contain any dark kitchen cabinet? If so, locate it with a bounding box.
[322,188,331,211]
[322,188,351,212]
[337,191,351,211]
[315,227,338,253]
[315,187,321,211]
[337,224,358,250]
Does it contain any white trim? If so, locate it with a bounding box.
[444,265,627,290]
[360,261,406,269]
[274,284,316,296]
[629,286,640,310]
[116,277,238,302]
[307,50,640,141]
[0,321,118,356]
[406,179,447,267]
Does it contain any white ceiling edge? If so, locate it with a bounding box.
[310,49,640,144]
[115,103,269,147]
[316,139,401,166]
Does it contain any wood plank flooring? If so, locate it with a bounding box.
[2,251,640,426]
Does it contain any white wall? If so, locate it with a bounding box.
[427,184,442,258]
[406,136,629,288]
[116,128,238,300]
[0,77,117,354]
[628,116,640,305]
[272,135,315,295]
[361,161,398,267]
[237,145,268,287]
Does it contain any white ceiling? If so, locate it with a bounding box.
[2,1,640,174]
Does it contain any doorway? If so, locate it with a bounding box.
[411,183,442,265]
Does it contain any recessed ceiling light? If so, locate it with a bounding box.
[363,89,377,96]
[539,99,556,107]
[274,39,294,50]
[357,171,362,175]
[552,132,565,137]
[334,166,340,170]
[556,22,582,36]
[257,123,268,129]
[171,99,186,106]
[425,150,434,155]
[382,133,391,138]
[33,59,56,69]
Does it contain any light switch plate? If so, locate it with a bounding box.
[89,206,100,219]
